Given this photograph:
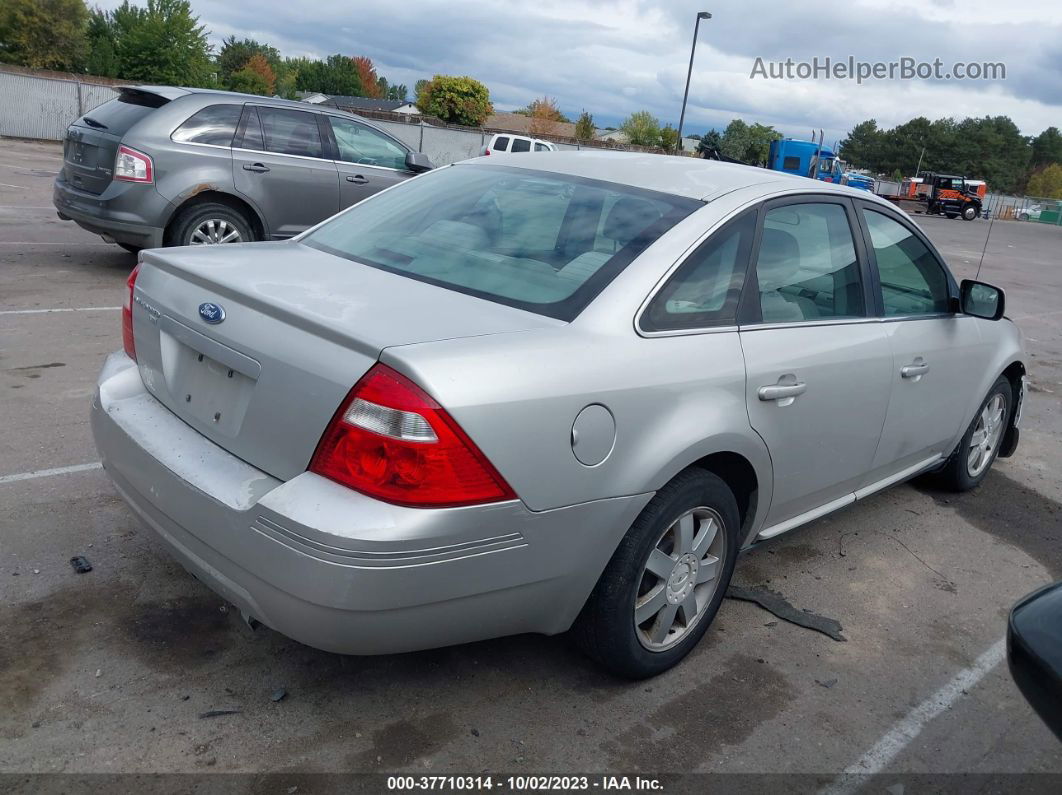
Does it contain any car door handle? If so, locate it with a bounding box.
[346,175,369,184]
[758,382,807,401]
[901,362,930,378]
[242,163,269,173]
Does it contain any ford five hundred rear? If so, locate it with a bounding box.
[92,152,1025,678]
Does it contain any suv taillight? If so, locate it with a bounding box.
[309,364,515,508]
[122,264,140,360]
[115,145,153,183]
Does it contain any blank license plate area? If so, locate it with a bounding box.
[165,336,256,436]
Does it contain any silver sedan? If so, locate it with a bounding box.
[92,151,1026,678]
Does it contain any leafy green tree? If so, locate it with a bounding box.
[0,0,89,71]
[86,7,118,77]
[414,79,429,102]
[744,122,782,165]
[386,83,408,101]
[838,119,882,169]
[229,64,271,96]
[696,129,722,155]
[416,75,493,126]
[719,119,750,160]
[619,110,662,147]
[519,96,570,123]
[1027,163,1062,199]
[111,0,212,86]
[1030,127,1062,169]
[574,111,595,141]
[216,36,278,87]
[659,124,680,153]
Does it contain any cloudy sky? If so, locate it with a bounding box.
[100,0,1061,143]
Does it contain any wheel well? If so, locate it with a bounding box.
[165,191,265,243]
[688,452,758,536]
[1002,360,1026,395]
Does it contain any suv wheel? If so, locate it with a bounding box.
[170,203,254,247]
[572,469,740,679]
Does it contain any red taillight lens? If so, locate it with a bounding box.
[309,364,516,508]
[122,264,140,360]
[114,145,153,183]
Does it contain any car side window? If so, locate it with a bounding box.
[328,116,407,170]
[534,142,550,152]
[511,138,531,152]
[171,104,242,146]
[641,211,756,332]
[754,202,865,323]
[491,136,510,152]
[862,209,951,316]
[254,107,324,159]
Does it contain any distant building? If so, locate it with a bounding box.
[595,129,628,143]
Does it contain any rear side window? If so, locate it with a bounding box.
[76,91,167,136]
[254,107,324,158]
[171,104,242,146]
[754,202,865,323]
[641,211,756,332]
[510,138,531,152]
[862,209,950,316]
[534,142,550,152]
[303,164,700,321]
[491,136,510,152]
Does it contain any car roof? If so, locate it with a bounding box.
[121,85,345,112]
[468,150,886,202]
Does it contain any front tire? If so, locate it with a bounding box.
[169,202,254,247]
[572,469,740,679]
[962,204,978,221]
[934,376,1012,492]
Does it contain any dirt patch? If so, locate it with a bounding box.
[604,653,796,770]
[915,470,1062,578]
[349,712,458,769]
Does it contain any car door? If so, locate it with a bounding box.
[855,202,987,482]
[738,196,893,535]
[231,105,339,238]
[323,115,413,209]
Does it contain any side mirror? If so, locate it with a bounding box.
[405,151,433,173]
[961,279,1005,320]
[1008,582,1062,740]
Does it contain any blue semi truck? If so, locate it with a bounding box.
[767,137,844,183]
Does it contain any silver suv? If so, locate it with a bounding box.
[53,86,432,252]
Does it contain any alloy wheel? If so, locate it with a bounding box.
[634,506,727,651]
[967,393,1007,477]
[189,218,243,245]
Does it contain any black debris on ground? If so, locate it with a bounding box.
[726,585,847,642]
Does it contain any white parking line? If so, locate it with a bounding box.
[0,462,102,484]
[0,306,120,315]
[821,638,1006,795]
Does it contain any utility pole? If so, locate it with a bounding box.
[677,12,712,151]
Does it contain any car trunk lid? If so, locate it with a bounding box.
[62,88,170,195]
[130,241,562,481]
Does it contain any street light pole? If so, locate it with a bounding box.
[677,11,711,151]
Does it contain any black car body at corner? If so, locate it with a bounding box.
[1007,581,1062,741]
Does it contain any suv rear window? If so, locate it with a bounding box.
[172,104,242,146]
[303,164,700,321]
[76,90,168,136]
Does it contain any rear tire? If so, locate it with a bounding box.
[572,469,740,679]
[933,376,1012,492]
[168,202,254,247]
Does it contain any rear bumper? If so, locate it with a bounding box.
[53,176,172,249]
[91,352,649,655]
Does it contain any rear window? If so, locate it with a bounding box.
[302,164,700,321]
[76,91,168,136]
[491,136,510,152]
[171,104,242,146]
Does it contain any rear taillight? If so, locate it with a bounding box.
[115,145,153,183]
[122,264,140,360]
[309,364,515,508]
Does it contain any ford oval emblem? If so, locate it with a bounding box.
[198,302,225,324]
